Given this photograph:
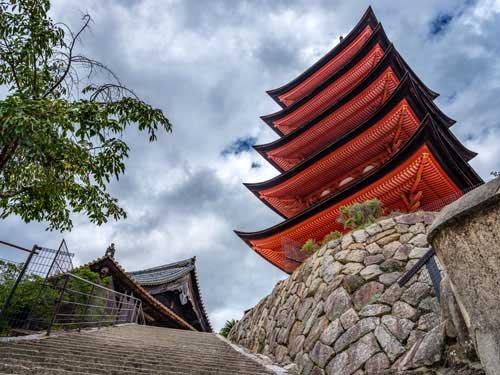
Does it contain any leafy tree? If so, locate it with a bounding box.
[219,319,237,338]
[0,0,172,231]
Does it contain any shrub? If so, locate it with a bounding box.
[321,230,342,246]
[300,239,320,253]
[339,199,383,230]
[220,319,237,338]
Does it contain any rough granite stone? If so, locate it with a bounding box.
[288,321,304,350]
[341,233,354,249]
[392,301,417,321]
[327,333,380,375]
[310,341,334,368]
[304,317,329,352]
[310,366,326,375]
[334,317,379,352]
[401,282,431,307]
[381,315,415,341]
[394,223,409,234]
[378,218,396,230]
[365,223,383,236]
[409,222,425,234]
[320,319,343,345]
[340,308,360,330]
[345,250,368,263]
[379,272,401,286]
[374,325,406,362]
[376,233,401,246]
[297,298,314,321]
[417,312,440,331]
[364,352,390,374]
[342,262,365,275]
[352,229,369,243]
[409,233,428,247]
[322,262,342,283]
[324,287,352,322]
[382,241,402,258]
[380,259,404,273]
[289,334,305,358]
[366,242,382,254]
[303,301,324,335]
[364,254,385,265]
[409,247,431,259]
[359,303,391,317]
[342,274,365,294]
[327,239,341,249]
[399,232,414,244]
[393,244,412,261]
[353,281,385,310]
[360,264,383,281]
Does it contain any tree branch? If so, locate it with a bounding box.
[42,14,91,98]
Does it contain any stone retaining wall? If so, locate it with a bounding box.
[229,212,447,374]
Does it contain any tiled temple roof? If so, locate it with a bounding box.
[129,258,196,286]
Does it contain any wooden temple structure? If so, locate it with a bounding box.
[82,251,211,332]
[129,258,212,332]
[235,7,482,274]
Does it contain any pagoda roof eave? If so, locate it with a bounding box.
[249,77,476,193]
[261,42,441,129]
[254,61,456,169]
[261,23,390,135]
[233,229,295,273]
[266,6,379,108]
[236,117,483,243]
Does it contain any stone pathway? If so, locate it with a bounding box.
[0,324,277,374]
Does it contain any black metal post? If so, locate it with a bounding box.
[46,274,70,336]
[0,245,40,323]
[79,284,95,332]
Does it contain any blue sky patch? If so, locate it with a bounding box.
[221,136,257,156]
[430,13,454,35]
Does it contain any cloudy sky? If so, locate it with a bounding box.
[1,0,499,330]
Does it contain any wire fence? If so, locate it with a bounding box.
[47,273,145,335]
[0,240,74,336]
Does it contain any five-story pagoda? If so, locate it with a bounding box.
[235,7,482,273]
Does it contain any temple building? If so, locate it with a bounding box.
[235,7,483,274]
[129,258,212,332]
[79,252,212,332]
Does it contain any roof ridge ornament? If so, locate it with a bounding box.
[105,243,116,258]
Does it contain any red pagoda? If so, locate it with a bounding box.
[235,7,483,274]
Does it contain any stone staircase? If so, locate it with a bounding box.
[0,324,276,374]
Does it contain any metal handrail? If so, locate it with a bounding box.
[46,272,145,335]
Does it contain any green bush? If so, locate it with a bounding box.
[0,262,110,335]
[220,319,237,338]
[0,261,59,334]
[321,230,342,246]
[339,199,383,230]
[300,239,320,253]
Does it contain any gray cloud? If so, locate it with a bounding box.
[1,0,499,330]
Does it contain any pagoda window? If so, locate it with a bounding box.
[338,176,355,187]
[363,164,376,173]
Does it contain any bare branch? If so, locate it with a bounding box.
[43,14,92,98]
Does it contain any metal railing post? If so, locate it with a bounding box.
[0,245,40,323]
[46,274,70,336]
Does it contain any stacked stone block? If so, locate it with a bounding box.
[229,212,446,374]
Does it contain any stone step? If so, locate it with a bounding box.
[0,325,274,375]
[0,346,266,374]
[2,338,262,370]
